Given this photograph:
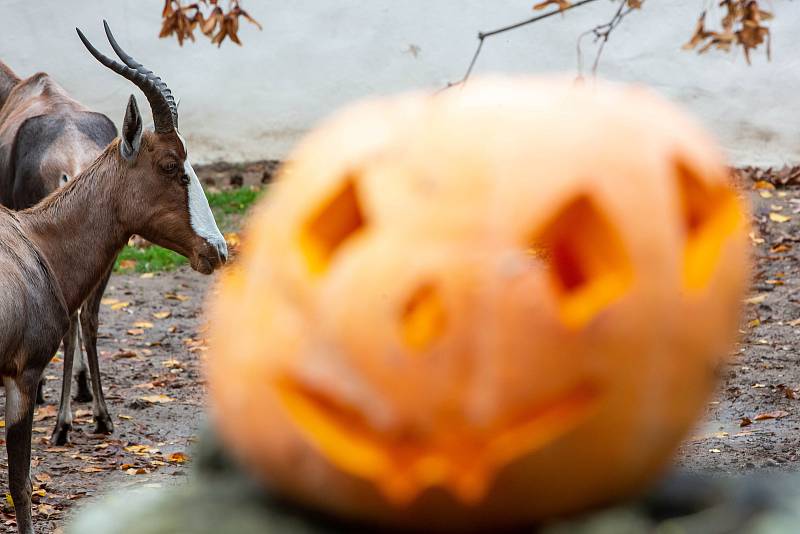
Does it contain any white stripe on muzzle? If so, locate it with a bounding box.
[178,133,228,260]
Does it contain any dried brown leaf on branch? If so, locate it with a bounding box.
[160,0,262,47]
[534,0,572,11]
[684,0,772,63]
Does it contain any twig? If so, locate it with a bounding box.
[577,1,640,77]
[442,0,603,91]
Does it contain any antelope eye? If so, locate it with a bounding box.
[161,161,179,173]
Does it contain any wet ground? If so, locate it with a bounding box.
[678,176,800,475]
[0,172,799,532]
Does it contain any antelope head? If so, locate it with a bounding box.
[77,21,227,274]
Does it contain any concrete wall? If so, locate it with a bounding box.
[1,1,798,165]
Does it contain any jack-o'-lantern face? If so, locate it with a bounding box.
[207,78,749,530]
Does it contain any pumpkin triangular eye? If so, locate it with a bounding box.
[528,195,632,329]
[676,161,742,292]
[300,178,366,275]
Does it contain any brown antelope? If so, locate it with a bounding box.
[0,22,227,533]
[0,57,118,445]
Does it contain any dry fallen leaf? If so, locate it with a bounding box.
[134,321,155,329]
[125,467,148,475]
[111,301,132,311]
[140,272,155,279]
[36,503,56,517]
[125,444,156,454]
[744,294,766,304]
[754,180,776,190]
[224,231,241,250]
[740,417,753,427]
[140,394,175,404]
[127,328,145,336]
[748,231,765,244]
[753,410,790,421]
[33,405,57,421]
[168,452,189,464]
[119,259,137,271]
[80,467,106,473]
[153,311,172,320]
[769,213,791,223]
[165,292,191,302]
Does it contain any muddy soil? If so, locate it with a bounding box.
[0,180,798,532]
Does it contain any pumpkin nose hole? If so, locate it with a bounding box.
[677,162,742,292]
[300,178,366,275]
[529,195,632,329]
[401,283,446,350]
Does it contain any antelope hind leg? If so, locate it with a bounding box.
[51,315,79,445]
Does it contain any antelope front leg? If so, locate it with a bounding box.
[4,372,38,534]
[80,301,112,434]
[50,316,79,445]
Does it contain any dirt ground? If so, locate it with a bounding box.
[0,268,216,533]
[0,169,799,532]
[678,171,800,474]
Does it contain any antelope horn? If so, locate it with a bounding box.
[76,22,177,133]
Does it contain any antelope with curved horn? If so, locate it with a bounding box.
[0,57,118,445]
[0,22,226,533]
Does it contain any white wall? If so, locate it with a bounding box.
[1,1,798,166]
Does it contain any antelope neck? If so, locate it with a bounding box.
[18,152,128,314]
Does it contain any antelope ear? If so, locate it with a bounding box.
[120,94,143,160]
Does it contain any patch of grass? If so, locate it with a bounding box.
[207,187,264,216]
[207,186,266,233]
[114,245,187,273]
[114,186,265,274]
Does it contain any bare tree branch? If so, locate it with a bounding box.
[577,0,640,78]
[442,0,603,91]
[444,0,774,92]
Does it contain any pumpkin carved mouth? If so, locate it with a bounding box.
[276,375,601,506]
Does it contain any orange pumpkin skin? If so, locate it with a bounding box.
[207,78,750,531]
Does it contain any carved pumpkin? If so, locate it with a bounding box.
[207,78,749,530]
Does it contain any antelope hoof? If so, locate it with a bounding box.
[93,414,114,435]
[50,422,72,446]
